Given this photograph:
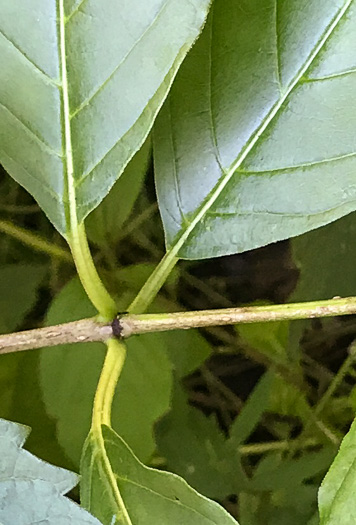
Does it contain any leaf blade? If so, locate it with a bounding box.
[154,0,356,259]
[81,425,240,525]
[0,0,212,234]
[0,417,101,524]
[319,418,356,524]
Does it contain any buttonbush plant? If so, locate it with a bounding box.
[1,1,356,524]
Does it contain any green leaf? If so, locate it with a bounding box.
[0,417,101,524]
[0,350,74,472]
[86,138,151,247]
[291,211,356,302]
[156,382,247,499]
[237,322,309,419]
[238,318,290,363]
[319,418,356,524]
[81,424,239,525]
[0,264,48,438]
[308,514,320,525]
[229,372,274,447]
[40,275,172,467]
[288,211,356,357]
[160,329,212,378]
[0,0,211,235]
[154,0,356,259]
[239,487,319,525]
[252,448,336,492]
[155,373,275,501]
[0,264,46,333]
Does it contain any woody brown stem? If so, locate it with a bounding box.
[1,296,356,355]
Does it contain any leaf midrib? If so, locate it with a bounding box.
[59,0,77,234]
[89,431,134,525]
[167,0,353,256]
[104,437,229,525]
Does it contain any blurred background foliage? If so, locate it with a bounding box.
[1,140,356,525]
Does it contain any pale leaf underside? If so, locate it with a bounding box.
[0,0,211,235]
[0,418,101,524]
[154,0,356,259]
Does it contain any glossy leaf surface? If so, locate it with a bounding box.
[154,0,356,259]
[81,425,239,525]
[0,418,101,524]
[0,0,211,235]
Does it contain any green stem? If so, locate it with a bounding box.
[116,203,158,243]
[0,219,72,263]
[238,437,320,456]
[120,296,356,336]
[128,250,179,313]
[314,350,356,420]
[91,338,132,525]
[60,4,127,517]
[68,223,116,320]
[60,0,116,321]
[92,339,127,430]
[301,341,356,439]
[0,204,39,214]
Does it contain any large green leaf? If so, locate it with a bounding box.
[81,424,239,525]
[319,418,356,524]
[0,418,101,524]
[0,265,68,469]
[154,0,356,259]
[156,374,274,499]
[252,448,336,492]
[0,0,211,235]
[239,486,320,525]
[40,275,172,466]
[0,264,46,333]
[291,211,356,302]
[288,211,356,357]
[155,382,248,499]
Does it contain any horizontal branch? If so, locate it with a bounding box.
[120,296,356,337]
[0,319,112,354]
[1,296,356,355]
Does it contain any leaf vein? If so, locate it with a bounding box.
[59,0,77,234]
[118,478,222,524]
[0,28,60,88]
[305,67,356,83]
[239,151,356,175]
[165,0,353,259]
[69,0,171,119]
[0,149,61,203]
[274,0,282,93]
[167,96,188,225]
[207,201,356,219]
[207,8,226,174]
[0,102,63,159]
[103,439,221,525]
[65,0,89,22]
